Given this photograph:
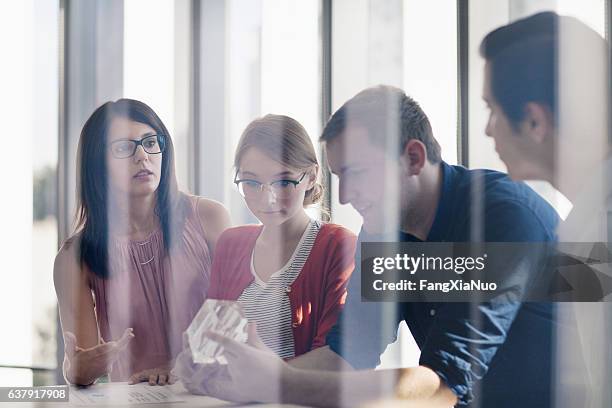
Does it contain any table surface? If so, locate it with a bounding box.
[0,382,308,408]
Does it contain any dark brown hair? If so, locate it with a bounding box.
[480,12,606,129]
[480,12,559,129]
[320,85,442,163]
[75,99,187,278]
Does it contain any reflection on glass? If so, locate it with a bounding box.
[469,0,603,218]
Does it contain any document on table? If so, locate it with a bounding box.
[70,382,184,405]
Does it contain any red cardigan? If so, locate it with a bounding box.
[207,223,357,357]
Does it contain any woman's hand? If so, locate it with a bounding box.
[128,365,176,386]
[64,328,134,386]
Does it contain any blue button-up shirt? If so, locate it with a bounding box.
[326,162,560,407]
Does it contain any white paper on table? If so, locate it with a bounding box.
[70,382,184,405]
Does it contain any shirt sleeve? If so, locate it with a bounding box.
[206,229,233,299]
[326,239,405,369]
[419,200,555,405]
[311,229,357,349]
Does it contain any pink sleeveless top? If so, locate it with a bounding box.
[88,196,211,381]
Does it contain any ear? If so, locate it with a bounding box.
[522,102,554,144]
[400,139,427,176]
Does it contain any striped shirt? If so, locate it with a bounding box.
[237,220,321,359]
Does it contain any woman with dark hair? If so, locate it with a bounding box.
[53,99,230,386]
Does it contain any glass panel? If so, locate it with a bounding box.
[32,0,59,372]
[331,0,458,233]
[124,0,189,189]
[470,5,609,406]
[331,0,405,234]
[0,0,59,386]
[403,0,458,165]
[225,0,321,223]
[330,0,458,374]
[0,0,34,376]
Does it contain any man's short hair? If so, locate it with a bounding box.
[480,11,605,129]
[320,85,442,164]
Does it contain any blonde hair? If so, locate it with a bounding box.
[234,114,324,206]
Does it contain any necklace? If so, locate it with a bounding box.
[137,240,155,265]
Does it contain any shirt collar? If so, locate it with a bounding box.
[424,161,454,241]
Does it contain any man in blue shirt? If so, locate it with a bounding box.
[321,85,559,407]
[480,12,611,407]
[185,85,561,407]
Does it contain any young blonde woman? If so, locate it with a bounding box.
[53,99,230,386]
[206,114,356,358]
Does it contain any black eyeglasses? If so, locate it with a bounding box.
[109,134,166,159]
[234,172,307,198]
